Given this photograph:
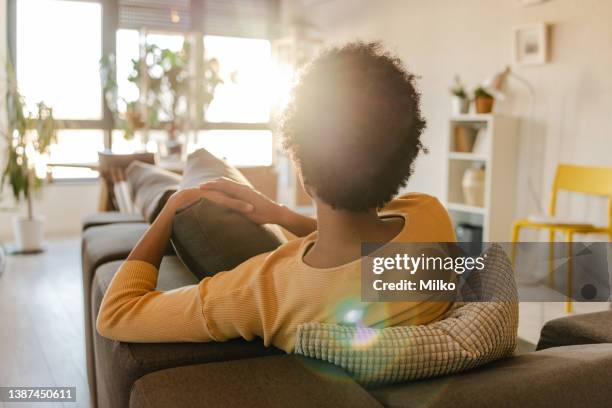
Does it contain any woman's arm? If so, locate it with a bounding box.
[96,188,257,342]
[201,178,317,237]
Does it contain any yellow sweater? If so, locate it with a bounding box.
[97,193,456,352]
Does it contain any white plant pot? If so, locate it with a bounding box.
[12,215,45,252]
[451,96,470,115]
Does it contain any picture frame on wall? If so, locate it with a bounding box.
[514,23,549,66]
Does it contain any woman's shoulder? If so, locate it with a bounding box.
[382,192,444,213]
[382,192,455,242]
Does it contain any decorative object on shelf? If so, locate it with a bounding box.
[473,86,495,114]
[471,126,489,155]
[452,124,477,153]
[462,164,486,207]
[1,71,58,253]
[514,23,549,66]
[449,75,469,115]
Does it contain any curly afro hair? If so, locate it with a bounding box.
[280,41,427,212]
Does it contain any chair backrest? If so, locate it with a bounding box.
[549,164,612,230]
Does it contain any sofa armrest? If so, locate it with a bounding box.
[370,344,612,408]
[129,355,382,408]
[537,310,612,350]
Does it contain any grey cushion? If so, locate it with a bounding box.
[172,198,284,279]
[295,244,518,387]
[537,310,612,350]
[92,257,282,408]
[171,149,285,279]
[370,344,612,408]
[179,148,251,189]
[130,355,382,408]
[82,212,144,230]
[125,161,181,222]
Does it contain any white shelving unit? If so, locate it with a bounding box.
[445,114,520,241]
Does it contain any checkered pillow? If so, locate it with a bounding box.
[295,244,518,387]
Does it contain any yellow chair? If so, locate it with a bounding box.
[511,164,612,313]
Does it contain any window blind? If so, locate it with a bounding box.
[117,0,278,39]
[118,0,192,32]
[201,0,277,39]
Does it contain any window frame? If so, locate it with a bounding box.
[7,0,274,180]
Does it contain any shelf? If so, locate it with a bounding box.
[446,202,486,215]
[448,152,488,161]
[450,113,493,122]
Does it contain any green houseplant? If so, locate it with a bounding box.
[473,86,495,114]
[450,75,469,115]
[101,42,221,155]
[1,78,57,252]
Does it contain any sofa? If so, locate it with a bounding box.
[81,211,612,408]
[82,152,612,407]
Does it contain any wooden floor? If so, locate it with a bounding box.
[0,238,90,408]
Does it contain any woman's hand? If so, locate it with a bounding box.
[200,178,317,237]
[199,178,284,225]
[165,187,255,216]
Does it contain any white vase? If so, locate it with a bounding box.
[462,167,485,207]
[451,96,469,115]
[12,215,45,252]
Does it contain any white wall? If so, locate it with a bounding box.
[0,183,101,241]
[284,0,612,237]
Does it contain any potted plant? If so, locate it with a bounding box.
[450,75,469,115]
[100,43,221,156]
[1,83,57,252]
[473,86,495,114]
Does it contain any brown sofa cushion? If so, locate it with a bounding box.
[369,344,612,408]
[82,212,144,230]
[537,310,612,350]
[98,151,156,211]
[171,149,285,279]
[125,161,181,222]
[91,258,283,408]
[129,355,382,408]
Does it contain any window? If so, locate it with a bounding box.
[203,36,272,124]
[115,29,185,115]
[15,0,104,179]
[48,130,105,179]
[16,0,102,119]
[190,130,273,167]
[11,0,277,178]
[115,29,140,112]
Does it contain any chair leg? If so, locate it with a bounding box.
[511,223,521,267]
[566,231,574,313]
[548,230,555,289]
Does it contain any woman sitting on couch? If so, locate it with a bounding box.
[97,42,456,352]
